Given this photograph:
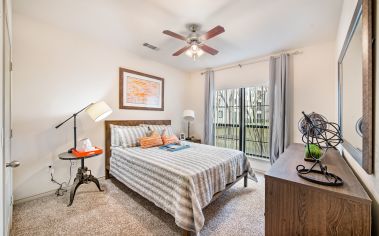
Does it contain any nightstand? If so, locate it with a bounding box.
[186,138,201,144]
[59,152,103,206]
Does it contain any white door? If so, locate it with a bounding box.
[3,0,16,235]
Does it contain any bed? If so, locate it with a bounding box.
[104,120,256,235]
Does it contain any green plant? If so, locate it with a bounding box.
[305,144,322,159]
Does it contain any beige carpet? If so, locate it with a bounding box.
[11,174,265,236]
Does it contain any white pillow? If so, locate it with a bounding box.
[140,124,175,136]
[110,125,148,147]
[110,124,121,146]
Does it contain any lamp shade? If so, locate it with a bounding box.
[86,101,112,122]
[183,110,195,121]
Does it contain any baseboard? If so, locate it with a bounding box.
[247,156,270,174]
[14,176,106,205]
[252,168,266,175]
[14,189,58,205]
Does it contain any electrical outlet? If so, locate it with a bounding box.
[48,165,55,174]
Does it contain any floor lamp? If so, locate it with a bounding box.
[55,101,112,206]
[55,101,113,153]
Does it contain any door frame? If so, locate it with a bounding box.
[0,0,4,234]
[2,0,12,234]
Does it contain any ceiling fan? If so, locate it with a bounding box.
[163,24,225,61]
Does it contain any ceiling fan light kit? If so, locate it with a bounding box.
[163,24,225,61]
[185,45,204,61]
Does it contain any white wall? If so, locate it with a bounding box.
[214,61,269,90]
[12,14,189,200]
[336,0,379,234]
[187,41,336,144]
[290,42,337,143]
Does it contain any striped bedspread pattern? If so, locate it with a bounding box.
[110,142,256,233]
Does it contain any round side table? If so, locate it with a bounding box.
[59,152,103,206]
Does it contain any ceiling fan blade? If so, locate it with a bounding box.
[173,45,191,56]
[199,44,219,55]
[163,30,186,41]
[200,25,225,41]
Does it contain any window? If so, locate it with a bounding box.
[214,86,269,159]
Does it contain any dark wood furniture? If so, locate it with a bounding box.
[186,138,201,144]
[104,120,248,236]
[58,152,103,206]
[265,144,371,236]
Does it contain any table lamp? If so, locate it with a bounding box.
[55,101,113,153]
[183,109,195,140]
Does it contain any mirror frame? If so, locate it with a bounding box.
[338,0,374,174]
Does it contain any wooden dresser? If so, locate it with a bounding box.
[265,144,371,236]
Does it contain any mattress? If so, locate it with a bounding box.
[110,142,256,233]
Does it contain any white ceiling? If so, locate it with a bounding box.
[13,0,343,72]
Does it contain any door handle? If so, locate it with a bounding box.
[6,160,20,168]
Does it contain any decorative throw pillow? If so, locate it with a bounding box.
[162,134,180,145]
[116,126,149,148]
[139,132,163,148]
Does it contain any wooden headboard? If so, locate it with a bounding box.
[104,120,171,178]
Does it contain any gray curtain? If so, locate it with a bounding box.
[204,70,215,145]
[269,54,290,164]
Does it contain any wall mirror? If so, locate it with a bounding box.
[338,0,374,174]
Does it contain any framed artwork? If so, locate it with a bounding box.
[119,68,164,111]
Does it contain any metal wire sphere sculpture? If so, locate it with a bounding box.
[296,111,344,186]
[298,112,343,152]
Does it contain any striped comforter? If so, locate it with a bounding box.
[110,142,256,233]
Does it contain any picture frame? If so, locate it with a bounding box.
[119,67,164,111]
[179,133,185,140]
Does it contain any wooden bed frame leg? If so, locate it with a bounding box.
[183,230,191,236]
[244,174,248,187]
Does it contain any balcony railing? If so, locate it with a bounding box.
[214,86,270,159]
[215,124,270,159]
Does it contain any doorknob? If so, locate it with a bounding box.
[6,160,20,168]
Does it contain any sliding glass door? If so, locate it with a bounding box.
[244,87,269,158]
[214,88,241,150]
[214,86,269,159]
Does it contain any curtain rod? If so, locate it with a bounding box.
[200,50,302,75]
